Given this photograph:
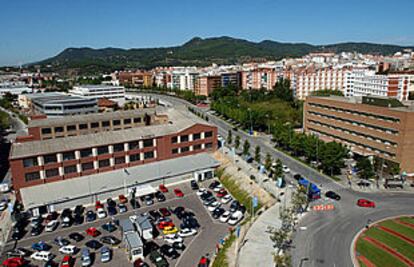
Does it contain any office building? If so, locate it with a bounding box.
[70,85,126,103]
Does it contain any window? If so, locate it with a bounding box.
[25,171,40,182]
[181,146,190,153]
[130,153,140,162]
[113,143,124,152]
[102,121,110,127]
[172,148,179,154]
[81,162,94,171]
[54,127,64,133]
[80,148,93,158]
[129,141,139,150]
[97,146,109,155]
[64,165,77,174]
[144,151,154,159]
[41,128,51,134]
[115,156,125,165]
[23,157,38,168]
[91,122,99,128]
[124,118,131,124]
[171,136,178,144]
[63,151,76,161]
[181,135,189,142]
[98,159,110,168]
[79,124,88,130]
[43,154,57,164]
[133,117,142,123]
[67,125,76,131]
[205,142,213,149]
[194,144,202,150]
[143,139,153,148]
[45,168,59,178]
[193,133,201,140]
[113,120,121,126]
[205,131,213,138]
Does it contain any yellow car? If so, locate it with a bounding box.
[163,226,178,235]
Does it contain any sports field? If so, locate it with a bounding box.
[356,216,414,267]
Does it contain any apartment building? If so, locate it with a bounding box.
[195,75,221,96]
[118,71,153,88]
[171,68,199,91]
[70,85,125,103]
[242,67,279,90]
[304,95,414,175]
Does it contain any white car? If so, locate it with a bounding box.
[164,234,183,244]
[213,184,223,192]
[59,245,77,255]
[30,251,53,261]
[0,201,7,211]
[208,201,221,212]
[196,188,207,196]
[282,165,290,173]
[228,211,244,226]
[219,211,231,223]
[45,220,58,232]
[221,195,232,204]
[178,228,197,237]
[97,208,107,219]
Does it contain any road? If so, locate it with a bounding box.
[127,92,414,267]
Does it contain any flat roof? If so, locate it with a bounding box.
[124,232,143,247]
[12,109,210,159]
[28,108,158,128]
[19,153,219,209]
[30,94,91,106]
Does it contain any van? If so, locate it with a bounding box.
[81,248,92,266]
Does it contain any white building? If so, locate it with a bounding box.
[70,85,125,104]
[170,67,199,91]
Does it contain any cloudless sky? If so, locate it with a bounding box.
[1,0,414,66]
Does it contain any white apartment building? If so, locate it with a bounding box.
[170,68,199,91]
[70,85,125,103]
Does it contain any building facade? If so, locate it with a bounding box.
[304,96,414,175]
[195,75,221,96]
[70,85,125,103]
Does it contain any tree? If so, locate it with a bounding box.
[356,157,375,180]
[319,141,348,175]
[242,140,250,156]
[273,159,284,180]
[273,78,293,102]
[267,226,289,254]
[235,136,241,150]
[264,153,273,171]
[302,134,319,163]
[273,254,292,267]
[227,129,233,145]
[254,145,261,163]
[291,187,309,213]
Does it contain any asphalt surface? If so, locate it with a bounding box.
[127,92,414,267]
[2,180,229,267]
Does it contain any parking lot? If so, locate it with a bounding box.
[2,179,235,267]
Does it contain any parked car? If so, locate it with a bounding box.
[102,222,117,233]
[106,198,116,208]
[144,195,154,206]
[59,245,77,255]
[149,210,162,222]
[60,209,72,219]
[190,180,199,190]
[100,246,111,263]
[100,235,121,246]
[208,201,221,212]
[155,191,166,202]
[85,227,100,237]
[7,247,32,258]
[73,214,84,225]
[293,174,302,181]
[149,251,168,267]
[158,221,175,230]
[221,195,232,204]
[118,194,127,204]
[180,217,199,229]
[30,251,53,262]
[178,228,197,237]
[213,184,223,192]
[216,188,228,198]
[159,184,168,193]
[198,256,210,267]
[163,226,178,235]
[44,259,58,267]
[118,203,128,213]
[97,208,107,219]
[45,220,58,232]
[85,240,102,250]
[160,244,180,259]
[230,200,240,212]
[107,206,117,216]
[159,207,171,217]
[325,191,341,200]
[68,232,84,242]
[209,181,220,189]
[95,201,103,210]
[174,188,184,197]
[172,241,186,251]
[61,216,72,228]
[282,165,290,173]
[219,211,231,223]
[173,206,185,218]
[31,225,43,236]
[133,258,150,267]
[85,211,96,222]
[357,199,376,208]
[30,215,43,228]
[81,248,91,267]
[196,188,207,196]
[212,207,226,219]
[74,205,84,215]
[60,255,74,267]
[164,234,183,244]
[54,237,70,247]
[2,257,27,267]
[228,211,244,225]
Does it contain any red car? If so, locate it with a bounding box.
[118,194,127,204]
[60,255,74,267]
[85,227,100,237]
[2,257,26,267]
[174,188,184,197]
[198,257,210,267]
[95,201,103,210]
[357,199,376,208]
[157,221,175,230]
[159,207,171,217]
[133,258,148,267]
[216,189,228,198]
[159,184,168,193]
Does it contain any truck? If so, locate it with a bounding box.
[135,214,153,240]
[120,219,144,262]
[297,177,321,200]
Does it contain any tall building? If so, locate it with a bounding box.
[70,85,125,104]
[118,71,153,88]
[304,95,414,176]
[195,75,221,96]
[242,67,279,90]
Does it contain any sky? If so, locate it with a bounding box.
[1,0,414,66]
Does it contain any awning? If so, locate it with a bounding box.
[129,184,156,197]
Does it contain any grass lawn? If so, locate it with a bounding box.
[379,220,414,240]
[212,233,236,267]
[399,216,414,225]
[357,259,368,267]
[356,239,406,267]
[363,227,414,261]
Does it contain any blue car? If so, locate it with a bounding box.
[107,206,117,216]
[86,210,96,222]
[32,241,49,251]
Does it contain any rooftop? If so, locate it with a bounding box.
[27,93,93,106]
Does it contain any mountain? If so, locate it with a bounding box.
[32,36,414,74]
